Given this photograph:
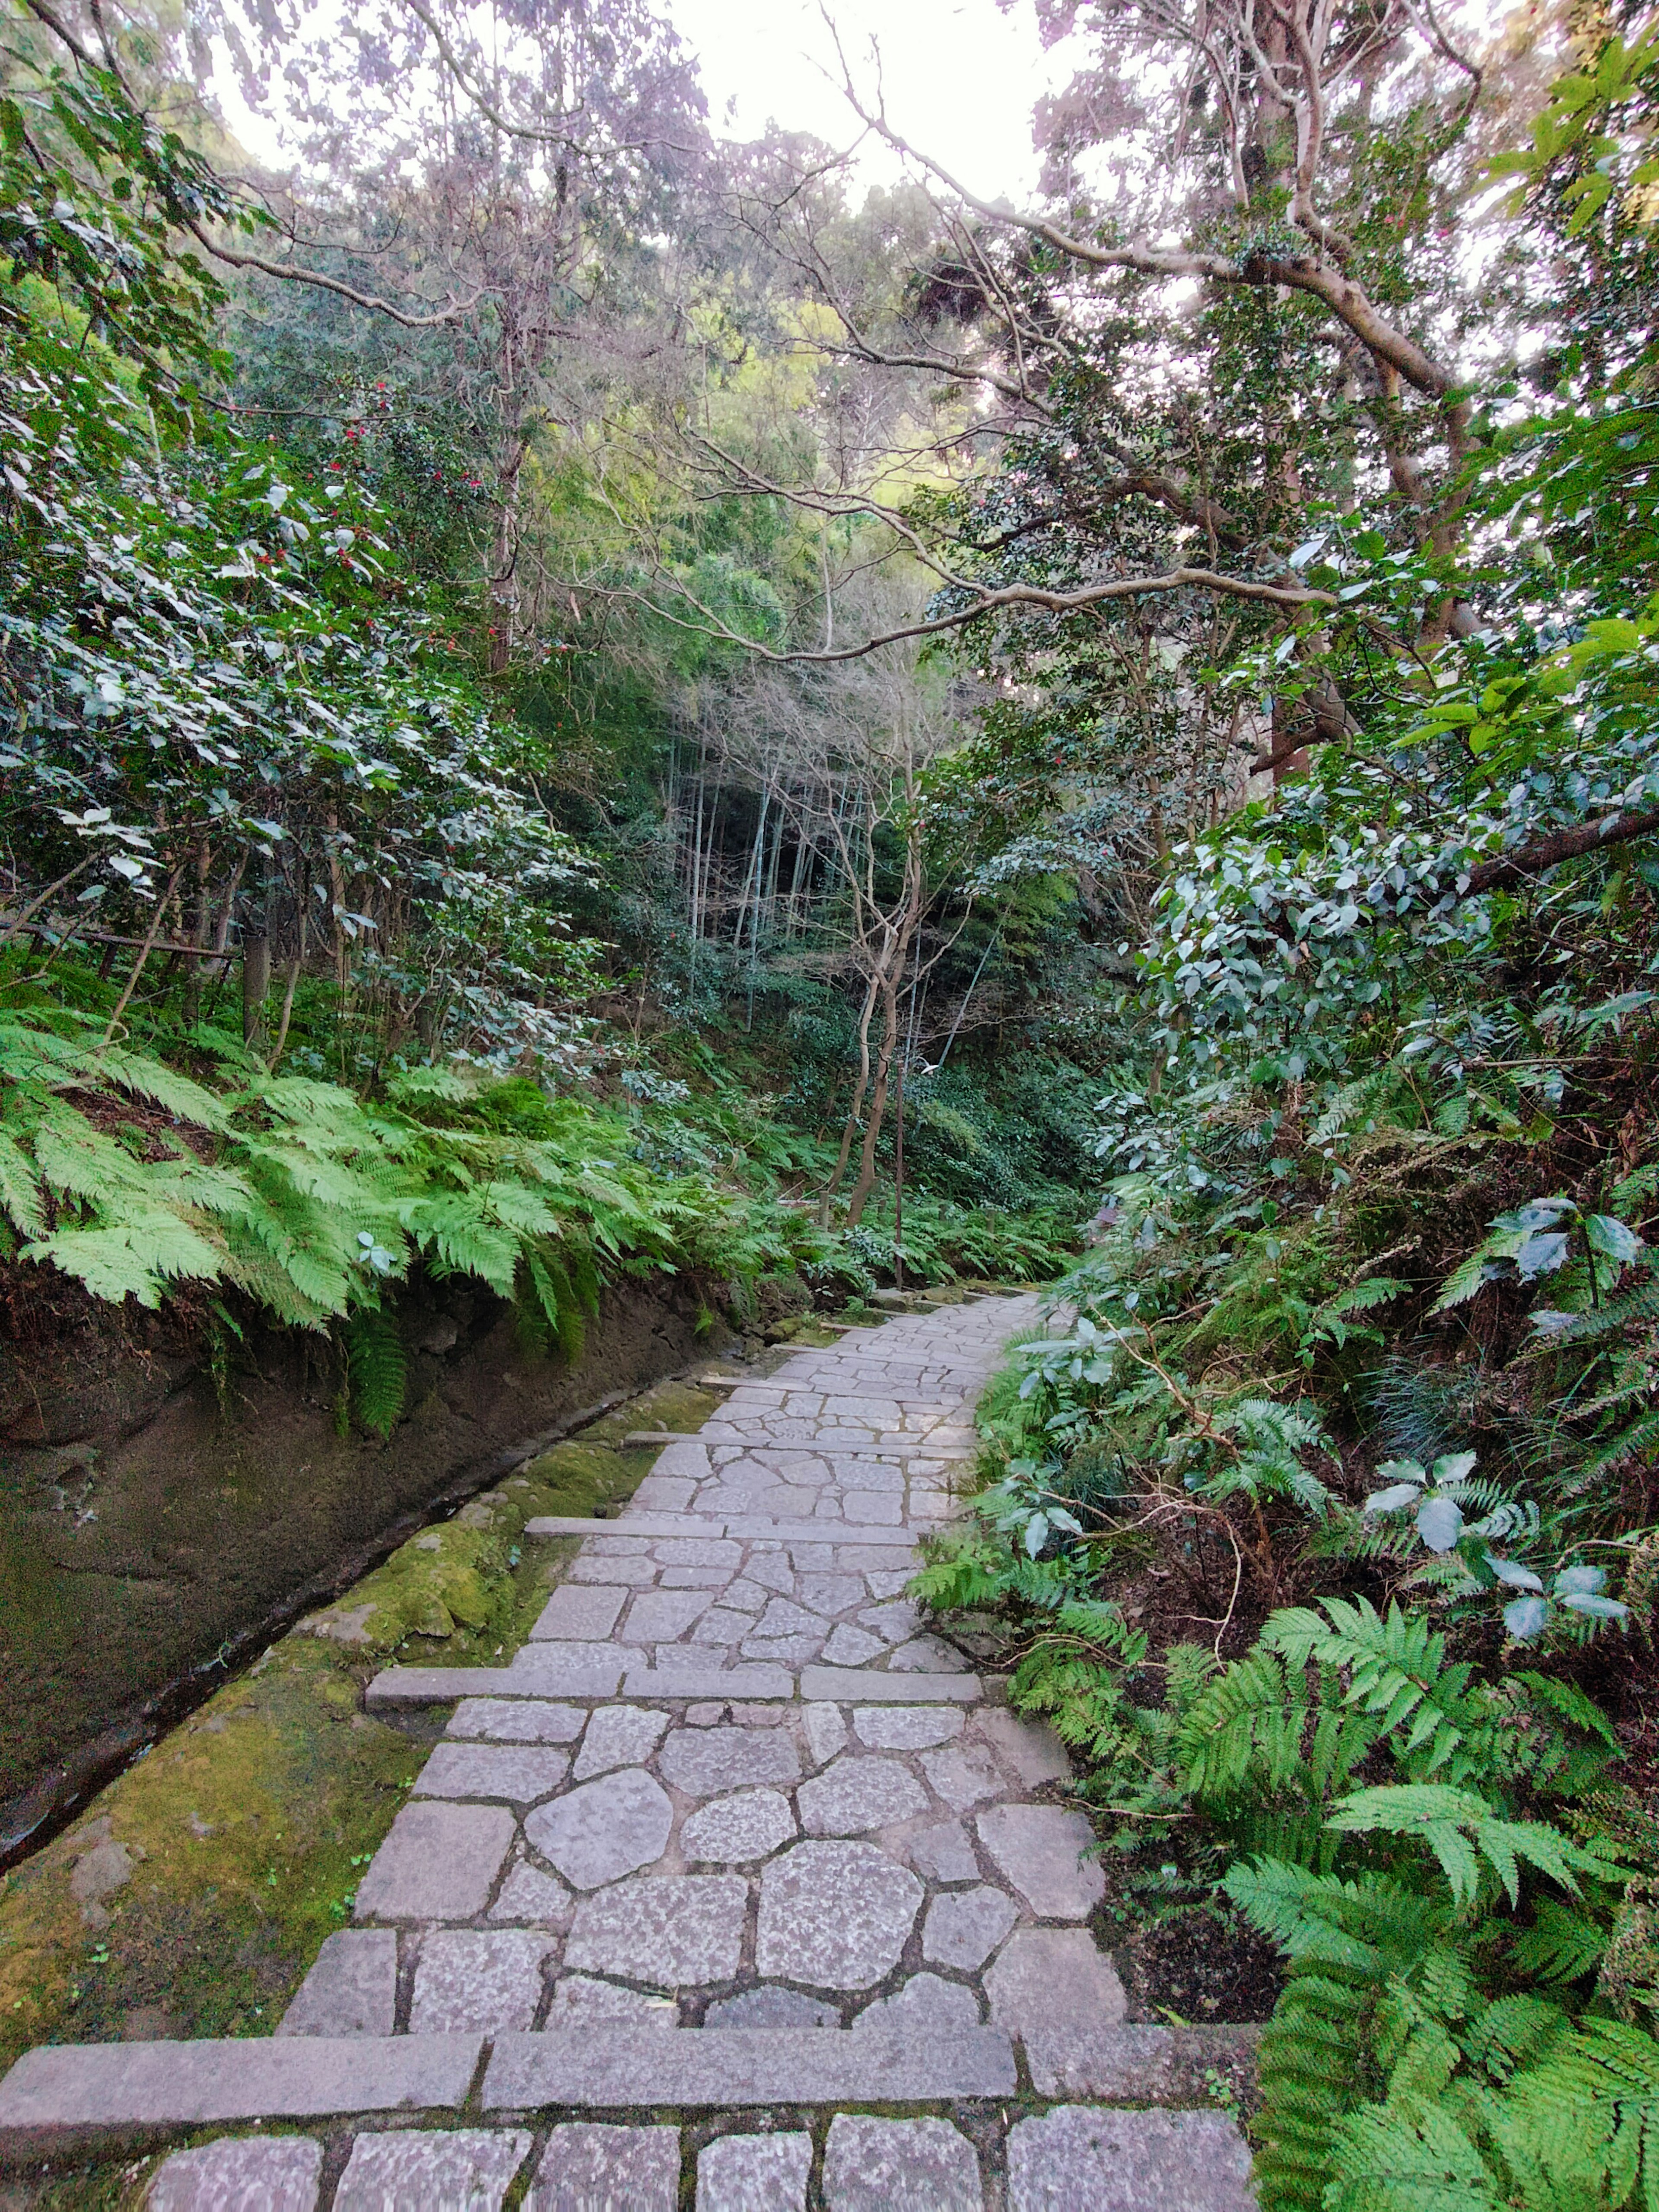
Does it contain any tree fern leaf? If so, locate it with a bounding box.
[342,1309,407,1439]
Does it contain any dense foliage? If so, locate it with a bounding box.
[9,0,1659,2200]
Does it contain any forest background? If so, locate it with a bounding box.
[7,0,1659,2204]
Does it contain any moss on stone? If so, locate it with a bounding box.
[0,1390,706,2075]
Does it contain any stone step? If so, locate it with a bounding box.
[800,1665,981,1703]
[482,2023,1017,2109]
[0,2032,481,2135]
[135,2103,1258,2212]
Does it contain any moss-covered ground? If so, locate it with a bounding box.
[0,1367,750,2083]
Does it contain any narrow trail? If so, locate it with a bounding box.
[0,1296,1257,2208]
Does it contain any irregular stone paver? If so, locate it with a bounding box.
[907,1819,980,1883]
[527,2123,680,2212]
[333,2127,530,2212]
[545,1974,677,2028]
[276,1930,396,2039]
[704,1986,839,2028]
[409,1928,552,2034]
[681,1788,797,1862]
[147,2136,323,2211]
[658,1725,801,1798]
[822,2116,982,2212]
[986,1927,1126,2037]
[564,1875,747,1986]
[412,1742,569,1804]
[525,1768,673,1890]
[921,1744,1004,1812]
[449,1698,585,1742]
[1004,2107,1257,2210]
[697,2130,812,2211]
[756,1842,923,1989]
[854,1973,981,2033]
[923,1885,1018,1970]
[572,1703,669,1778]
[354,1802,514,1921]
[532,1583,629,1640]
[622,1588,715,1642]
[489,1859,575,1928]
[971,1706,1072,1785]
[976,1803,1107,1919]
[797,1754,928,1835]
[853,1707,963,1750]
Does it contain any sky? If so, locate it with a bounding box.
[668,0,1074,203]
[212,0,1081,203]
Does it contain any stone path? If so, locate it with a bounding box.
[0,1296,1259,2208]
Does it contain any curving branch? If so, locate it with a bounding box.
[184,219,486,329]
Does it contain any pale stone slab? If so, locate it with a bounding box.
[976,1806,1106,1919]
[658,1726,801,1797]
[623,1663,795,1701]
[740,1634,822,1667]
[697,2132,811,2212]
[632,1477,700,1510]
[621,1589,718,1642]
[413,1742,570,1804]
[277,1930,396,2037]
[410,1927,553,2034]
[1005,2108,1257,2211]
[853,1707,963,1751]
[569,1553,657,1585]
[652,1538,744,1567]
[355,1802,515,1921]
[971,1707,1072,1785]
[797,1573,864,1614]
[822,1625,886,1667]
[906,1820,980,1884]
[888,1635,971,1674]
[573,1704,669,1779]
[0,2035,481,2128]
[801,1669,980,1704]
[525,1769,674,1890]
[489,1860,575,1929]
[527,2124,680,2212]
[680,1789,798,1863]
[853,1974,981,2034]
[334,2127,531,2212]
[531,1584,629,1641]
[147,2136,323,2211]
[986,1929,1125,2037]
[525,1513,722,1538]
[546,1982,677,2026]
[506,1647,629,1697]
[1021,2023,1263,2102]
[449,1699,585,1743]
[545,1976,677,2029]
[704,1986,838,2029]
[564,1875,747,1986]
[797,1756,928,1836]
[365,1665,530,1708]
[484,2024,1016,2108]
[822,2117,982,2212]
[858,1599,922,1644]
[923,1886,1019,1971]
[756,1842,922,1990]
[920,1745,1004,1812]
[804,1703,848,1766]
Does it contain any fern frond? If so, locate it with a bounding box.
[342,1310,407,1440]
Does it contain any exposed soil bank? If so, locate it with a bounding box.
[0,1271,706,1841]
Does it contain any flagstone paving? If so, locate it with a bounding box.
[0,1294,1259,2207]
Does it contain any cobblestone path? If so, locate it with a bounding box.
[0,1295,1259,2208]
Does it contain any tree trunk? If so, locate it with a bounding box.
[242,928,271,1050]
[845,975,899,1226]
[819,969,880,1225]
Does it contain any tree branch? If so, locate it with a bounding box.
[1465,807,1659,896]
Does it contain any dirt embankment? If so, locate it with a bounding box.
[0,1271,706,1842]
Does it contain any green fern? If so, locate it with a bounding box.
[341,1310,408,1440]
